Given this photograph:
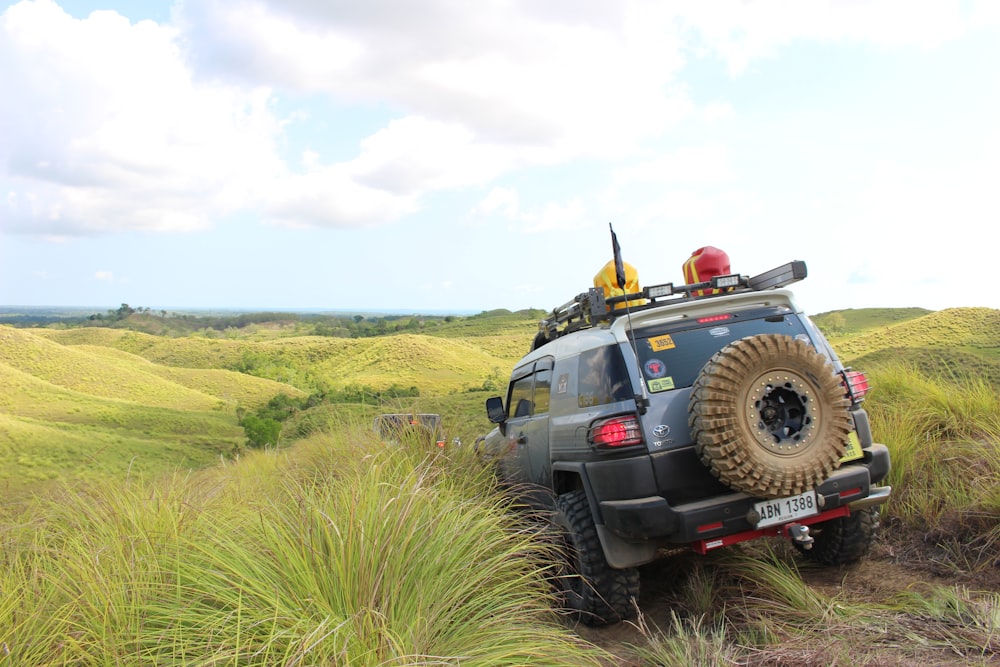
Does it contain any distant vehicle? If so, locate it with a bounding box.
[479,251,891,625]
[373,413,447,448]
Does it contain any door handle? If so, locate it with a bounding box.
[516,433,528,445]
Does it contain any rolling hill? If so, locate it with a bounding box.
[5,305,998,495]
[822,307,1000,384]
[0,326,306,493]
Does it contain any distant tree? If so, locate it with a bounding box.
[240,414,281,449]
[112,303,135,321]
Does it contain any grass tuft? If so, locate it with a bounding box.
[0,426,607,665]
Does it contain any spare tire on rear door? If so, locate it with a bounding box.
[688,334,851,499]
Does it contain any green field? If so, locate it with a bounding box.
[0,325,308,493]
[1,307,998,665]
[0,313,535,491]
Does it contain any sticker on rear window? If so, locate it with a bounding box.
[649,335,676,351]
[648,376,675,392]
[644,358,667,378]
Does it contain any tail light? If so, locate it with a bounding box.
[842,369,870,403]
[589,415,643,449]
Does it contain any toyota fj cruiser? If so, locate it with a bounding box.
[480,258,891,625]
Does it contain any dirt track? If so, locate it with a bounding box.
[571,530,999,667]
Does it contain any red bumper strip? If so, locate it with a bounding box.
[692,505,851,555]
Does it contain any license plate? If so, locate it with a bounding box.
[753,490,819,528]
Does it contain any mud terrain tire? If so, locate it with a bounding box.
[552,490,639,626]
[796,508,877,565]
[689,334,852,499]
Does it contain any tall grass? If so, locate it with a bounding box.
[0,429,607,665]
[863,362,1000,571]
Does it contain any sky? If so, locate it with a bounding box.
[1,0,998,315]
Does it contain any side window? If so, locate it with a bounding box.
[505,357,554,418]
[533,365,552,415]
[577,346,632,408]
[508,374,534,419]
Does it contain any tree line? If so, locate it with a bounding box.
[3,302,464,338]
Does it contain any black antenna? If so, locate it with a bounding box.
[609,223,649,413]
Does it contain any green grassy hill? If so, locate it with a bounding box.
[35,322,537,394]
[0,326,305,493]
[822,307,1000,384]
[34,327,254,369]
[812,306,931,333]
[6,306,998,495]
[0,315,537,492]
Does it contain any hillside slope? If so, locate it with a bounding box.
[827,307,1000,382]
[812,307,931,332]
[33,327,253,369]
[0,326,305,493]
[35,326,530,394]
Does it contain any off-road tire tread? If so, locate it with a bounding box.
[797,508,877,565]
[554,490,639,626]
[688,334,852,499]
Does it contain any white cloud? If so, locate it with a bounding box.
[264,116,518,228]
[176,0,694,160]
[473,187,520,219]
[264,164,418,229]
[674,0,973,75]
[519,197,588,234]
[611,144,735,189]
[350,117,514,195]
[0,0,285,236]
[94,270,114,282]
[1,0,994,243]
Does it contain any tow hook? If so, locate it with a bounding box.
[786,523,813,549]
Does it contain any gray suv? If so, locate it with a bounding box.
[481,260,891,625]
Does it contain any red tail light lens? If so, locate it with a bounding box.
[589,415,643,449]
[842,370,870,402]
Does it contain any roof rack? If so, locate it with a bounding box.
[534,260,807,347]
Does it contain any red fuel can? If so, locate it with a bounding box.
[682,246,731,296]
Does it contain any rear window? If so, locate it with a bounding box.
[633,310,810,393]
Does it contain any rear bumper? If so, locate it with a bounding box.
[593,444,892,544]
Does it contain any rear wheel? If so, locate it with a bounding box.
[796,508,877,565]
[551,490,639,626]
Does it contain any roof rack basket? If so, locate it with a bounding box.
[533,260,806,349]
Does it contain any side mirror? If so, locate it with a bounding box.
[486,396,506,423]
